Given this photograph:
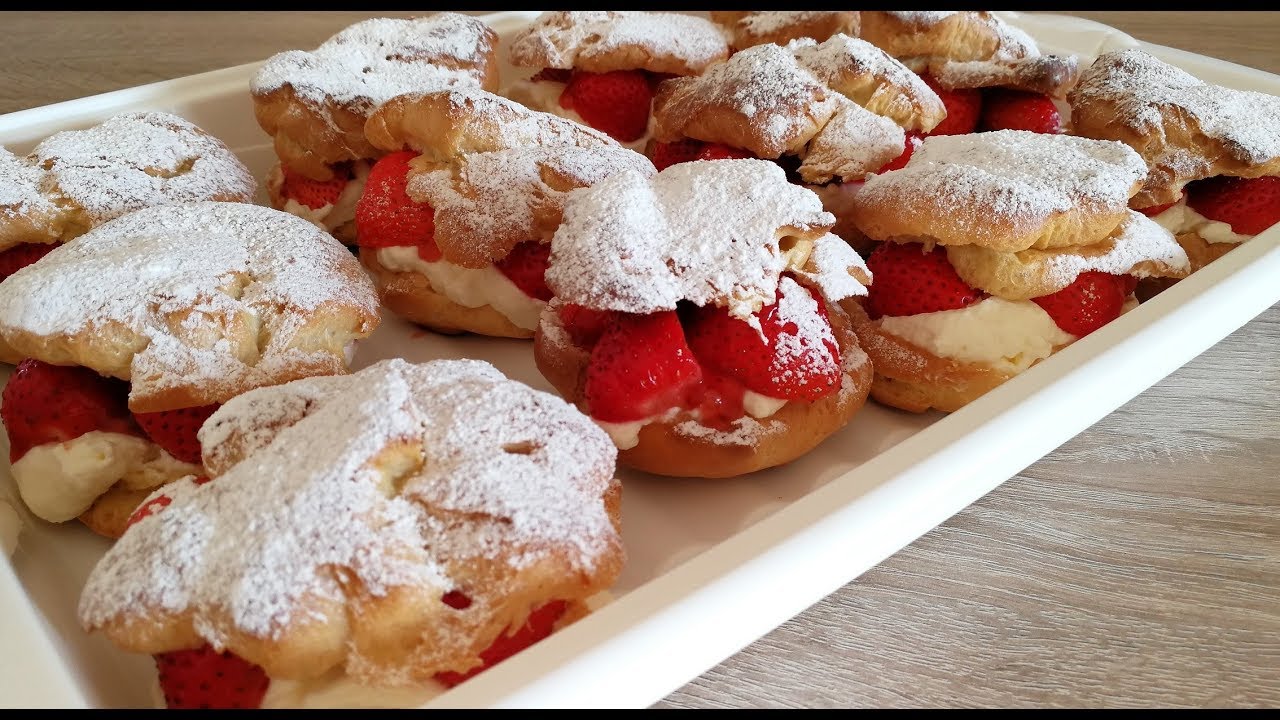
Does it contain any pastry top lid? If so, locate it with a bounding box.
[507,10,730,75]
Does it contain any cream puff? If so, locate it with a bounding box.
[710,11,859,51]
[252,13,499,243]
[353,86,654,339]
[534,158,874,478]
[845,130,1191,413]
[858,11,1081,136]
[0,201,379,538]
[1068,48,1280,290]
[503,10,730,151]
[78,357,625,708]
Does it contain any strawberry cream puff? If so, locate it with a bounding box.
[503,11,730,151]
[649,33,944,254]
[858,11,1081,136]
[0,202,379,538]
[354,87,654,339]
[78,358,624,708]
[534,158,874,478]
[1068,49,1280,286]
[710,11,859,51]
[252,14,499,243]
[845,130,1191,413]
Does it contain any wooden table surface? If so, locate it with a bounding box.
[2,11,1277,709]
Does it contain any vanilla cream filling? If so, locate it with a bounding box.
[1152,197,1250,245]
[281,161,370,233]
[878,296,1078,374]
[503,78,654,153]
[595,390,788,450]
[11,431,200,523]
[377,246,546,331]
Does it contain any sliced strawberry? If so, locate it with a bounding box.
[494,241,553,301]
[978,89,1063,134]
[696,143,755,162]
[132,404,221,465]
[354,150,438,254]
[584,311,703,423]
[559,69,653,143]
[921,74,982,136]
[1184,175,1280,236]
[1136,193,1183,217]
[530,67,571,84]
[155,645,269,709]
[1,359,142,463]
[558,304,615,349]
[280,163,350,210]
[126,494,172,528]
[1031,270,1128,337]
[876,131,924,174]
[690,373,748,430]
[0,243,57,282]
[649,139,704,171]
[434,600,569,688]
[684,282,842,402]
[864,242,985,318]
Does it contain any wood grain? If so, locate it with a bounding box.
[1,11,1277,709]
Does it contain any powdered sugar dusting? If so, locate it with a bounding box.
[800,97,904,182]
[79,358,618,643]
[858,130,1146,240]
[508,11,729,73]
[0,202,378,405]
[738,11,845,37]
[251,14,494,113]
[672,415,784,447]
[769,277,840,385]
[790,34,936,116]
[0,147,56,231]
[794,233,870,301]
[1071,49,1280,167]
[30,112,256,226]
[545,159,836,319]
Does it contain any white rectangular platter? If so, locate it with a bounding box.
[1,10,1279,709]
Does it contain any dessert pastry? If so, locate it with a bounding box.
[252,14,499,243]
[534,158,874,478]
[0,111,256,316]
[1068,48,1280,285]
[78,357,625,709]
[353,87,654,339]
[858,11,1081,136]
[648,33,944,253]
[0,201,380,539]
[503,11,730,150]
[845,130,1192,413]
[710,11,859,51]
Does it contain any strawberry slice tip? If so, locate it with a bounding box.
[155,645,270,709]
[132,404,221,465]
[864,242,985,318]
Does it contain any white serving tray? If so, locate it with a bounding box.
[1,11,1278,709]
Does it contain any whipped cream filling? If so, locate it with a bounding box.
[503,78,654,153]
[595,390,788,450]
[11,431,200,523]
[1152,196,1250,245]
[261,673,444,710]
[878,296,1078,374]
[281,161,370,233]
[377,246,546,330]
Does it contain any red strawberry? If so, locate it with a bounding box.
[1120,275,1139,297]
[155,645,270,709]
[649,139,704,171]
[695,143,755,162]
[1184,175,1280,236]
[132,404,221,465]
[280,164,350,210]
[126,494,172,528]
[690,373,748,429]
[435,600,568,688]
[1137,193,1183,217]
[876,131,924,174]
[978,89,1063,134]
[530,67,571,84]
[494,241,553,301]
[584,311,703,423]
[921,74,982,136]
[864,242,984,318]
[558,304,614,348]
[1,359,141,462]
[1031,270,1128,337]
[0,243,57,282]
[559,69,653,143]
[684,283,842,402]
[355,150,439,256]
